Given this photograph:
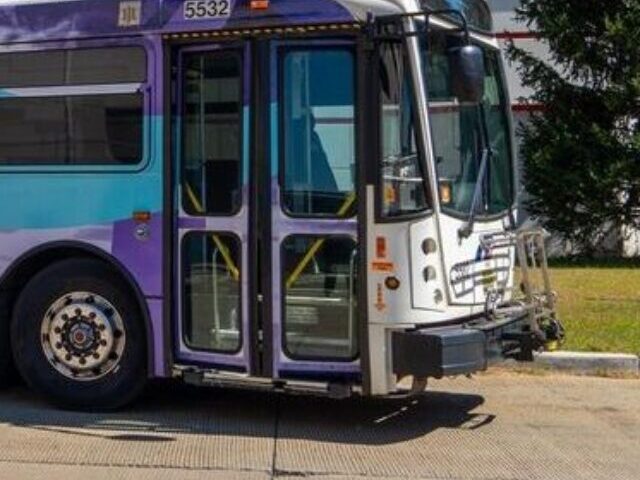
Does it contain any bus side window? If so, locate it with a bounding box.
[379,43,429,218]
[0,46,146,166]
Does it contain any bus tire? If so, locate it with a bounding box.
[11,258,147,410]
[0,320,12,387]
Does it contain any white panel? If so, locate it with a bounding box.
[409,218,447,312]
[489,0,525,32]
[498,37,553,102]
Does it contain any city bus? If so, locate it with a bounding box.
[0,0,562,410]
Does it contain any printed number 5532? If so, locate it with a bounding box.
[184,0,231,20]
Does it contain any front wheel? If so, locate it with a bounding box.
[11,258,147,410]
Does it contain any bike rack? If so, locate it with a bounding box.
[480,228,565,349]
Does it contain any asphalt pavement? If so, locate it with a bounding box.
[0,371,637,480]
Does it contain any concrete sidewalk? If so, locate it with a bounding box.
[0,372,637,479]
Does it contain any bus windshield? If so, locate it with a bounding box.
[423,30,514,216]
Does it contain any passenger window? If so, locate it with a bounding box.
[282,48,356,217]
[0,46,147,167]
[181,51,243,216]
[0,47,146,88]
[0,94,143,165]
[379,42,429,217]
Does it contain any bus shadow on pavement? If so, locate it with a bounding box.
[0,381,492,446]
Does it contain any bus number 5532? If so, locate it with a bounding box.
[184,0,230,20]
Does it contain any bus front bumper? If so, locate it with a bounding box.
[391,314,538,380]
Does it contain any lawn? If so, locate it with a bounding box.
[548,265,640,356]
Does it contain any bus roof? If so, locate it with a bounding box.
[0,0,414,44]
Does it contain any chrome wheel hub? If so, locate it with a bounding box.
[41,292,126,381]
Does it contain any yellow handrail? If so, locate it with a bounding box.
[184,184,240,282]
[285,192,356,289]
[184,183,355,288]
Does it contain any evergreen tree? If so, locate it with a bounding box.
[507,0,640,254]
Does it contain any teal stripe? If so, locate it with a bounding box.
[0,116,163,229]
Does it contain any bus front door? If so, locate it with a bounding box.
[265,41,360,382]
[175,39,361,384]
[175,43,252,372]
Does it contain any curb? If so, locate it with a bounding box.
[500,351,640,377]
[532,351,639,376]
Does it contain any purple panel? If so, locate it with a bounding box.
[146,297,167,377]
[178,217,207,229]
[161,0,354,32]
[112,212,163,297]
[0,0,160,43]
[0,225,113,280]
[0,0,355,44]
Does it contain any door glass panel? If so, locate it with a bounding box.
[282,49,356,217]
[282,236,358,360]
[182,51,243,216]
[183,232,241,353]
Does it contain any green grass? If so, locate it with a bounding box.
[549,266,640,356]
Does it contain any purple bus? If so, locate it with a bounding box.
[0,0,562,410]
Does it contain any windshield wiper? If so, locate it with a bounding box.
[458,103,493,239]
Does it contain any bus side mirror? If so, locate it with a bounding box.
[449,45,485,103]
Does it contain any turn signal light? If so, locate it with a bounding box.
[439,181,452,204]
[376,236,387,259]
[132,211,151,223]
[250,0,269,9]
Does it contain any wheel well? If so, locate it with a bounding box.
[0,243,156,376]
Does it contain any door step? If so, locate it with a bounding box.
[173,365,355,398]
